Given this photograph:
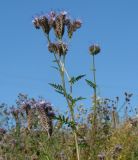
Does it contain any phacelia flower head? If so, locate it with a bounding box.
[53,12,67,39]
[36,100,55,137]
[33,10,82,40]
[32,15,51,35]
[48,42,68,56]
[65,19,82,39]
[89,44,101,55]
[32,17,40,29]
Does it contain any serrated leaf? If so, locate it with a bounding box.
[55,90,64,96]
[69,74,86,84]
[49,83,64,92]
[73,97,86,102]
[85,79,96,89]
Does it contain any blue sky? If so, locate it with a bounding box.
[0,0,138,112]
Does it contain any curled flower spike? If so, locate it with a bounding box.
[32,18,40,29]
[66,19,82,39]
[33,11,82,41]
[39,16,50,34]
[33,16,51,35]
[36,100,55,137]
[53,13,66,39]
[48,11,56,28]
[66,21,74,39]
[89,44,101,55]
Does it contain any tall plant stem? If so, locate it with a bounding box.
[92,55,97,139]
[54,53,80,160]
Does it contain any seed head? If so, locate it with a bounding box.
[89,44,101,55]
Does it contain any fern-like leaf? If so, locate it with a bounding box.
[49,83,64,94]
[85,79,96,89]
[69,74,86,84]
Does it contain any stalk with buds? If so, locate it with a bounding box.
[33,11,83,160]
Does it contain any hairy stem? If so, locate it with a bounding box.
[91,55,97,144]
[54,53,80,160]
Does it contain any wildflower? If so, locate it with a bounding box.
[32,17,40,29]
[66,21,74,38]
[48,42,68,56]
[48,11,56,28]
[89,44,101,55]
[33,16,50,35]
[37,100,55,138]
[53,13,66,39]
[65,19,82,38]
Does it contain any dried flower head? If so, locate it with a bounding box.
[89,44,101,55]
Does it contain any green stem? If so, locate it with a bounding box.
[92,55,97,141]
[54,53,80,160]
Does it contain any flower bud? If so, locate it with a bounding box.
[89,44,101,55]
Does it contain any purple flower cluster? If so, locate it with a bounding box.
[33,11,82,56]
[33,11,82,39]
[21,99,55,137]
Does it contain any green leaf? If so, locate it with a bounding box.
[66,94,85,105]
[49,83,64,93]
[69,74,86,84]
[55,90,64,96]
[73,96,86,102]
[85,79,96,89]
